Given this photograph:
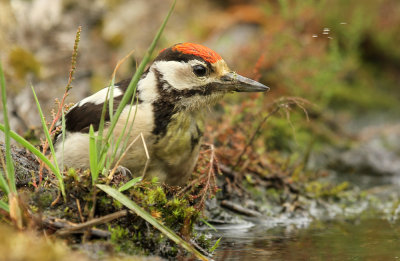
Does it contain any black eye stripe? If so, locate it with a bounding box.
[193,65,207,77]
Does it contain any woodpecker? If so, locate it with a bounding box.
[55,43,269,186]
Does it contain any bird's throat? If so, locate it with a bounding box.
[154,110,204,160]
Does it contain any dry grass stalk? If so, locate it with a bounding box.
[36,26,82,187]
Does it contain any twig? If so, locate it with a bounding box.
[41,216,112,238]
[76,198,84,223]
[221,200,262,217]
[56,210,127,236]
[50,190,61,207]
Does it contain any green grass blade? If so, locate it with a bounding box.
[210,237,222,253]
[95,79,115,166]
[97,142,109,171]
[0,171,8,194]
[0,199,9,212]
[96,184,208,261]
[116,95,140,161]
[0,61,16,193]
[110,95,138,166]
[31,85,60,173]
[31,85,65,197]
[89,125,99,184]
[199,217,218,232]
[103,0,176,146]
[118,177,142,192]
[96,82,113,172]
[0,124,65,197]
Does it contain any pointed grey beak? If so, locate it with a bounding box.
[220,72,270,92]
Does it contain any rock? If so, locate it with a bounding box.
[0,143,44,187]
[329,124,400,176]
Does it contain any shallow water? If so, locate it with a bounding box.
[213,218,400,261]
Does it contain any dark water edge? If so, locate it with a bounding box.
[213,218,400,261]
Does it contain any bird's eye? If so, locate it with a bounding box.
[193,65,207,77]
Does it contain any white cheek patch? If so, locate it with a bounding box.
[76,86,123,107]
[154,61,206,90]
[137,71,158,103]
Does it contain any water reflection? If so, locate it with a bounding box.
[213,218,400,260]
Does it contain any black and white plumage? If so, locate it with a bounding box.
[55,43,269,186]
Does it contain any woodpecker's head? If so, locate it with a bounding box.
[145,43,269,111]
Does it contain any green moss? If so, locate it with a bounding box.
[67,168,80,182]
[37,192,54,209]
[144,186,167,206]
[306,181,350,199]
[196,233,211,251]
[162,196,198,229]
[109,225,139,254]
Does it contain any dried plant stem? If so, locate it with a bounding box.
[107,134,141,181]
[76,198,84,223]
[38,26,81,185]
[112,50,135,80]
[107,132,150,183]
[56,210,127,236]
[198,144,218,209]
[139,132,150,179]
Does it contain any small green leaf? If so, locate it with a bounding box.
[210,237,222,253]
[118,176,142,192]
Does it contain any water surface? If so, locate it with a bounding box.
[213,218,400,260]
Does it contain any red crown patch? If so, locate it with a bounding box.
[172,43,222,64]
